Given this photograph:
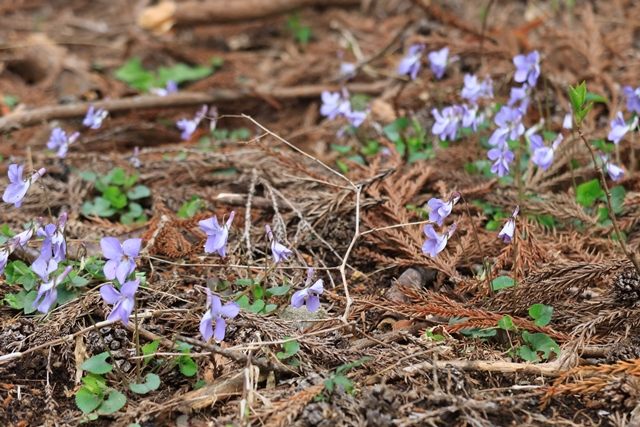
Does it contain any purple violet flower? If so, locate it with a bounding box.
[291,269,324,312]
[150,80,178,96]
[623,86,640,114]
[422,224,456,258]
[36,212,68,264]
[47,127,80,158]
[398,44,425,80]
[563,109,573,130]
[513,51,540,87]
[601,155,624,182]
[32,258,58,282]
[200,289,240,342]
[0,226,35,275]
[199,211,235,257]
[129,146,141,168]
[82,106,108,129]
[488,145,515,177]
[530,134,563,170]
[100,279,140,325]
[607,112,638,145]
[265,224,293,264]
[427,47,449,80]
[340,62,357,79]
[427,193,460,226]
[2,164,46,208]
[498,206,519,243]
[461,74,493,103]
[33,266,72,314]
[345,109,367,128]
[0,249,8,275]
[508,84,531,114]
[431,105,463,141]
[320,91,350,120]
[494,106,525,142]
[100,237,141,284]
[177,105,208,140]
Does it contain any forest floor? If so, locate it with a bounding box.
[1,0,640,426]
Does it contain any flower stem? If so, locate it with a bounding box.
[134,298,141,382]
[462,196,493,294]
[577,127,640,275]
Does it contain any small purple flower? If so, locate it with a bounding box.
[32,258,58,281]
[129,147,141,168]
[291,269,324,312]
[431,105,462,141]
[36,212,67,264]
[607,112,637,145]
[100,279,140,325]
[320,91,350,120]
[563,109,573,130]
[100,237,141,284]
[2,164,46,208]
[398,44,425,80]
[494,106,525,142]
[265,224,293,263]
[0,249,8,275]
[345,109,367,128]
[513,51,540,87]
[623,86,640,114]
[461,104,483,131]
[422,224,456,258]
[200,289,239,342]
[82,106,108,129]
[177,105,208,140]
[601,155,624,182]
[427,47,449,80]
[47,127,80,158]
[33,266,72,314]
[508,84,530,113]
[150,80,178,96]
[488,145,515,177]
[498,206,519,243]
[199,211,235,257]
[530,134,562,170]
[461,74,493,103]
[340,62,357,79]
[10,226,35,250]
[427,193,460,226]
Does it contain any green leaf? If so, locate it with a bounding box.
[576,179,604,207]
[4,290,37,313]
[382,117,409,143]
[585,92,608,104]
[517,345,539,362]
[129,373,161,394]
[252,284,265,300]
[81,352,113,375]
[156,63,213,87]
[81,373,107,395]
[528,303,553,327]
[332,374,354,394]
[235,278,255,287]
[522,331,560,360]
[82,197,116,217]
[142,340,160,366]
[75,387,102,414]
[248,299,266,313]
[276,339,300,360]
[610,185,626,214]
[235,295,250,310]
[126,185,151,200]
[177,196,203,218]
[497,315,516,331]
[461,328,497,338]
[267,285,291,296]
[103,186,128,209]
[114,58,155,91]
[97,390,127,415]
[79,171,97,182]
[69,271,90,287]
[178,356,197,377]
[491,275,515,291]
[5,260,38,290]
[264,303,278,314]
[330,144,352,155]
[108,168,127,186]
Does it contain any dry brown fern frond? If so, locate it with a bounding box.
[542,358,640,408]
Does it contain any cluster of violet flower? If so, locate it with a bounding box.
[320,88,367,128]
[47,106,108,158]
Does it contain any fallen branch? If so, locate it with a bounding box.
[138,0,361,32]
[0,82,386,133]
[403,358,570,377]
